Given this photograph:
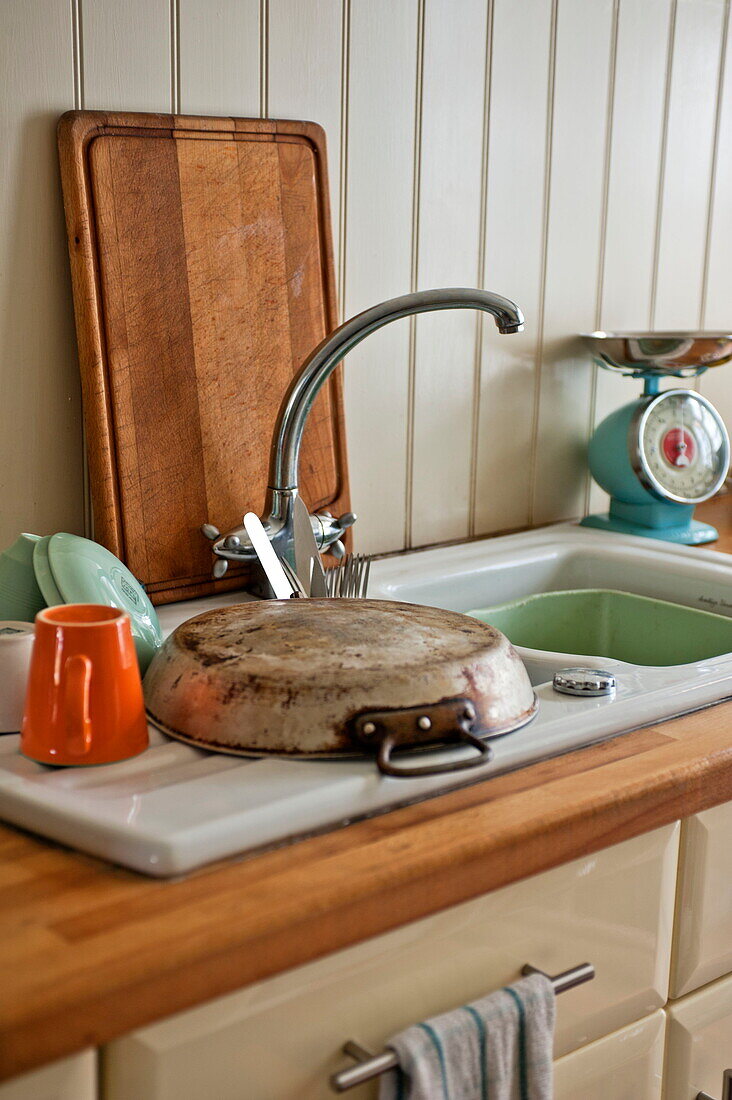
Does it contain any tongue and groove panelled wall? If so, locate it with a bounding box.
[2,0,732,555]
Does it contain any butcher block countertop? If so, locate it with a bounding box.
[3,499,732,1081]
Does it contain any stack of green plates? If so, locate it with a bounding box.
[0,534,45,622]
[0,531,162,672]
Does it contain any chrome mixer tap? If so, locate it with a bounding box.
[202,287,524,579]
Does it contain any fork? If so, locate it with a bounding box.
[325,553,372,598]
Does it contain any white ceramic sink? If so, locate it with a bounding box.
[0,522,730,877]
[368,522,732,620]
[368,522,732,692]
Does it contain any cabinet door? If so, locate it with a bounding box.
[0,1052,96,1100]
[104,824,678,1100]
[555,1011,665,1100]
[665,971,732,1100]
[672,801,732,997]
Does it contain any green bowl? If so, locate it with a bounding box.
[468,589,732,667]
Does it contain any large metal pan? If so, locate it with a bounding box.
[143,600,537,778]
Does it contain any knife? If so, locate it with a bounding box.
[280,556,309,598]
[293,496,328,597]
[243,513,296,600]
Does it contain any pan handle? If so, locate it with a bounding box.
[351,697,494,778]
[377,728,493,778]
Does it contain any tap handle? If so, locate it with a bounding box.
[313,511,357,551]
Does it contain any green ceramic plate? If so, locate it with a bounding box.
[0,532,45,621]
[32,536,64,607]
[47,533,162,672]
[469,589,732,667]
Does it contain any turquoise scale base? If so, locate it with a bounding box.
[581,512,719,545]
[585,394,724,547]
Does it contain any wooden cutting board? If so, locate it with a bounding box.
[58,111,350,604]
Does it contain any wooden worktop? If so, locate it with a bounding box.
[3,498,732,1081]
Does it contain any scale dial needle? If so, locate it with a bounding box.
[675,398,691,466]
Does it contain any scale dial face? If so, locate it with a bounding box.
[633,389,730,504]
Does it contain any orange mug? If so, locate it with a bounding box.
[20,604,149,766]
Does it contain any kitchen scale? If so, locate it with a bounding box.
[581,332,732,544]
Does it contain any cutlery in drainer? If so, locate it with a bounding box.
[325,553,371,598]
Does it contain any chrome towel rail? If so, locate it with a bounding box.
[330,961,595,1093]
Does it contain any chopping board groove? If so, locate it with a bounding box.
[58,111,350,603]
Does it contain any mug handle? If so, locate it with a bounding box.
[64,654,93,756]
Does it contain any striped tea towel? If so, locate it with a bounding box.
[379,972,555,1100]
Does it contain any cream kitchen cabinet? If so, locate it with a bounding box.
[554,1010,665,1100]
[103,824,679,1100]
[0,1052,96,1100]
[665,971,732,1100]
[671,801,732,997]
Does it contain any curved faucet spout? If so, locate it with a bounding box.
[267,287,524,494]
[204,286,523,581]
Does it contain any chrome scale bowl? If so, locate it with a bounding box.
[582,331,732,378]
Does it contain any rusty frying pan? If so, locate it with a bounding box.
[143,600,537,777]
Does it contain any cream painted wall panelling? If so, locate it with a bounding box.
[653,0,728,332]
[0,0,84,546]
[2,0,732,557]
[531,0,616,526]
[473,0,554,536]
[410,0,488,547]
[700,0,732,436]
[103,824,679,1100]
[340,0,419,554]
[179,0,260,117]
[81,0,172,112]
[588,0,674,515]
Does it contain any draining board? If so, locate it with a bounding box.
[1,579,729,877]
[4,524,732,878]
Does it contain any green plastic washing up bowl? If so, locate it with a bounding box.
[468,588,732,666]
